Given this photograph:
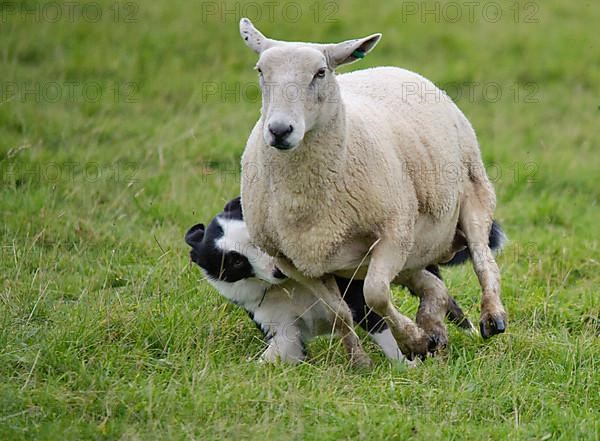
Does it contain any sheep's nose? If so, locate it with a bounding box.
[268,122,293,141]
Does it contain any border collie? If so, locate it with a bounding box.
[185,197,504,364]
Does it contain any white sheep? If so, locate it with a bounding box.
[238,18,506,365]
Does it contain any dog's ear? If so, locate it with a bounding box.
[223,196,242,216]
[184,223,205,247]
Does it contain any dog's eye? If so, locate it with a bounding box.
[257,67,263,76]
[314,68,326,80]
[231,255,245,268]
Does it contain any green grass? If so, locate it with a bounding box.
[1,1,598,439]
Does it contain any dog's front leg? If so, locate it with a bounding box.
[260,325,306,364]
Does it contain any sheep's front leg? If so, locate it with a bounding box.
[404,269,450,353]
[363,239,431,360]
[321,275,372,367]
[275,258,371,368]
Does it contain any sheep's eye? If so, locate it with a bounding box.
[257,67,263,75]
[314,68,326,80]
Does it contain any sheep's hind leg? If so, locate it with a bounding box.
[404,269,450,353]
[459,188,507,338]
[275,258,371,368]
[421,265,477,333]
[363,238,431,360]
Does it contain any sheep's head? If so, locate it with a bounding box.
[240,18,381,151]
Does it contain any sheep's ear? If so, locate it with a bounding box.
[326,33,382,69]
[239,18,274,54]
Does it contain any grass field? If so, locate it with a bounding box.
[1,0,598,439]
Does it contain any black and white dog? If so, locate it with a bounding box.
[185,197,504,364]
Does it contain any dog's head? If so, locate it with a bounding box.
[185,197,287,285]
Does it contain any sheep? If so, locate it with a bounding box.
[238,18,507,365]
[184,197,478,364]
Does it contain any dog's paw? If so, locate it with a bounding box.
[258,347,279,364]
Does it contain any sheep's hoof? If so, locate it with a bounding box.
[402,328,448,361]
[426,331,448,354]
[416,320,448,356]
[350,348,372,369]
[400,336,431,361]
[479,311,507,339]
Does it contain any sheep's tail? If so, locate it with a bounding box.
[442,220,507,266]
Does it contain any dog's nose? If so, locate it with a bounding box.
[268,122,293,141]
